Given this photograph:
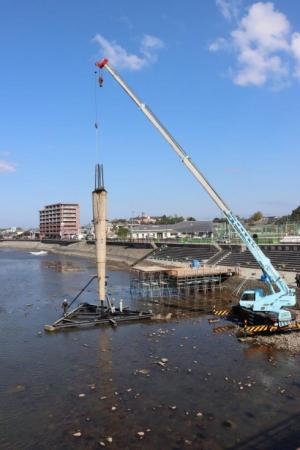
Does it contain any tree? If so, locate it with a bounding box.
[249,211,263,223]
[116,226,129,239]
[212,217,226,223]
[275,206,300,225]
[156,215,184,225]
[186,217,196,221]
[290,206,300,222]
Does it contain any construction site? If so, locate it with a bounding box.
[27,54,299,338]
[129,263,237,310]
[2,13,300,448]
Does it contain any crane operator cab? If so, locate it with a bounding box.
[238,287,296,326]
[239,288,264,309]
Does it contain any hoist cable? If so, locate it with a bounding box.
[94,70,100,160]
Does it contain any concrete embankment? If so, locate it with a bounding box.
[0,241,153,269]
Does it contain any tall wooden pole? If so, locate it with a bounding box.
[92,164,107,305]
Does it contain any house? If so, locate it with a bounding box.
[131,224,175,240]
[171,221,213,238]
[130,221,213,240]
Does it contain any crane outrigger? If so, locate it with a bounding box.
[96,57,296,328]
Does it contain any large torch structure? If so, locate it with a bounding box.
[92,164,107,305]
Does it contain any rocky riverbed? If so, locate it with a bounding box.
[240,330,300,354]
[1,249,300,449]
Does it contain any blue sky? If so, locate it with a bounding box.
[0,0,299,228]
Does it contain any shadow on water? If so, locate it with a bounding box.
[229,411,300,450]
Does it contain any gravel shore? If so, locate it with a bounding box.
[240,331,300,353]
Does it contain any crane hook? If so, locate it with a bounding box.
[98,75,104,87]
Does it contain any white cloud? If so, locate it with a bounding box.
[140,35,165,63]
[291,32,300,78]
[141,34,164,50]
[0,160,16,173]
[232,3,290,52]
[209,37,228,52]
[210,2,300,87]
[216,0,241,20]
[93,34,164,71]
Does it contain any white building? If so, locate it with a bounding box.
[130,221,213,240]
[131,225,175,240]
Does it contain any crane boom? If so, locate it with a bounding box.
[96,58,295,324]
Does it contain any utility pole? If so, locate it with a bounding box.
[131,210,135,242]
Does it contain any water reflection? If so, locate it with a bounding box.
[41,259,85,273]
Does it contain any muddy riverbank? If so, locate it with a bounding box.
[0,240,152,269]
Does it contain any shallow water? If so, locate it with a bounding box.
[1,249,300,450]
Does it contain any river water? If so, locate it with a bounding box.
[1,249,300,450]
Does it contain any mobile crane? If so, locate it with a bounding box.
[96,58,296,328]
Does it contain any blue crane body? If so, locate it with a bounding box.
[96,58,296,327]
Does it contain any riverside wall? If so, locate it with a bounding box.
[0,240,153,269]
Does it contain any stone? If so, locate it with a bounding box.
[73,431,82,437]
[13,384,26,393]
[223,419,235,428]
[157,361,165,367]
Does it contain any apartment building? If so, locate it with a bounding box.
[39,203,80,240]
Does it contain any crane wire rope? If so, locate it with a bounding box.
[94,69,101,160]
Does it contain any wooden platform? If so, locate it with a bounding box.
[133,264,239,278]
[167,265,238,278]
